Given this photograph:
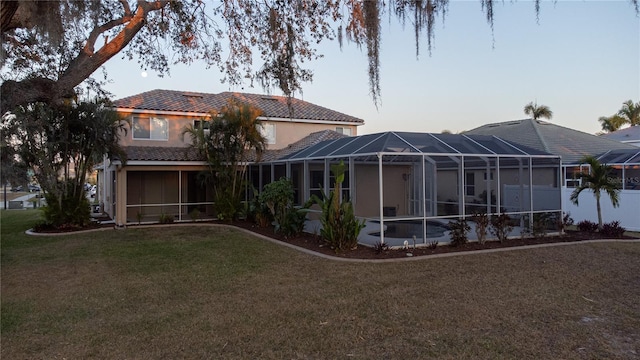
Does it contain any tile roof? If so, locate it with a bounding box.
[601,126,640,143]
[123,130,348,163]
[124,146,204,162]
[465,119,638,163]
[113,89,364,124]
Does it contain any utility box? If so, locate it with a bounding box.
[8,200,23,209]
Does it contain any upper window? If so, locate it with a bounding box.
[336,127,352,136]
[133,117,168,140]
[260,123,276,144]
[193,120,211,135]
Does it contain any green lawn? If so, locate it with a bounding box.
[2,210,639,359]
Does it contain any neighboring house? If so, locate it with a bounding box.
[95,89,363,226]
[465,119,640,230]
[602,126,640,147]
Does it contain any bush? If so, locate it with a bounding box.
[41,181,91,229]
[448,218,471,247]
[373,241,389,254]
[258,178,306,237]
[557,212,574,233]
[576,220,598,233]
[471,212,489,245]
[158,213,174,224]
[531,213,551,239]
[600,221,625,238]
[490,214,513,243]
[310,161,365,252]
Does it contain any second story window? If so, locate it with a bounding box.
[336,127,352,136]
[193,120,210,135]
[260,123,276,144]
[133,117,168,140]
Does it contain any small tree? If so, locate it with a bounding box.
[570,156,620,230]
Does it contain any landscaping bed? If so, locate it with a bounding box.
[230,220,639,260]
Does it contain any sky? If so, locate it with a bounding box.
[102,0,640,136]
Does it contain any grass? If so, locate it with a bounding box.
[2,210,640,359]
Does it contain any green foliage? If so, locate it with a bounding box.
[5,99,125,229]
[310,161,365,252]
[524,101,553,120]
[448,218,471,247]
[184,100,266,222]
[577,220,598,233]
[158,213,175,224]
[531,213,551,239]
[570,156,621,229]
[40,181,91,229]
[189,208,201,221]
[471,212,489,245]
[600,221,625,238]
[258,178,306,237]
[490,214,513,243]
[373,241,389,254]
[556,212,574,233]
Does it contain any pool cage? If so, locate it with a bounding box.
[250,132,563,247]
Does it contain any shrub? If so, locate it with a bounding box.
[158,213,174,224]
[471,212,489,245]
[576,220,598,233]
[531,213,551,239]
[427,239,439,249]
[41,181,91,229]
[600,221,625,238]
[557,212,574,233]
[310,161,365,252]
[258,178,307,237]
[448,218,471,247]
[373,241,389,254]
[490,214,513,243]
[189,208,201,221]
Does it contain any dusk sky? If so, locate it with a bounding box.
[103,0,640,136]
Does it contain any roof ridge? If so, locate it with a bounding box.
[529,119,551,153]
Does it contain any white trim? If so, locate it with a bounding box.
[260,116,362,126]
[113,160,208,166]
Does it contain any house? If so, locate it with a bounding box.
[95,89,364,226]
[602,126,640,147]
[254,131,563,247]
[465,119,640,230]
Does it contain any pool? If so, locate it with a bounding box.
[370,220,450,239]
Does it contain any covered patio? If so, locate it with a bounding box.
[252,132,563,247]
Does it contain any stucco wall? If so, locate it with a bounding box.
[354,164,410,218]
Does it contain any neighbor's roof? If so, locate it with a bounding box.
[601,126,640,144]
[277,131,555,161]
[464,119,637,163]
[113,89,364,124]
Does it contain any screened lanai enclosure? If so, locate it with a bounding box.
[251,132,563,247]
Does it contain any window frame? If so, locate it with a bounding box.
[132,116,169,141]
[260,123,276,144]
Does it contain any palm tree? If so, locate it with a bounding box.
[598,114,628,133]
[524,101,553,120]
[569,156,621,230]
[182,99,266,220]
[617,100,640,126]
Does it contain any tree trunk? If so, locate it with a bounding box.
[595,191,603,230]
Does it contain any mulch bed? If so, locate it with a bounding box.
[32,218,638,259]
[229,220,639,260]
